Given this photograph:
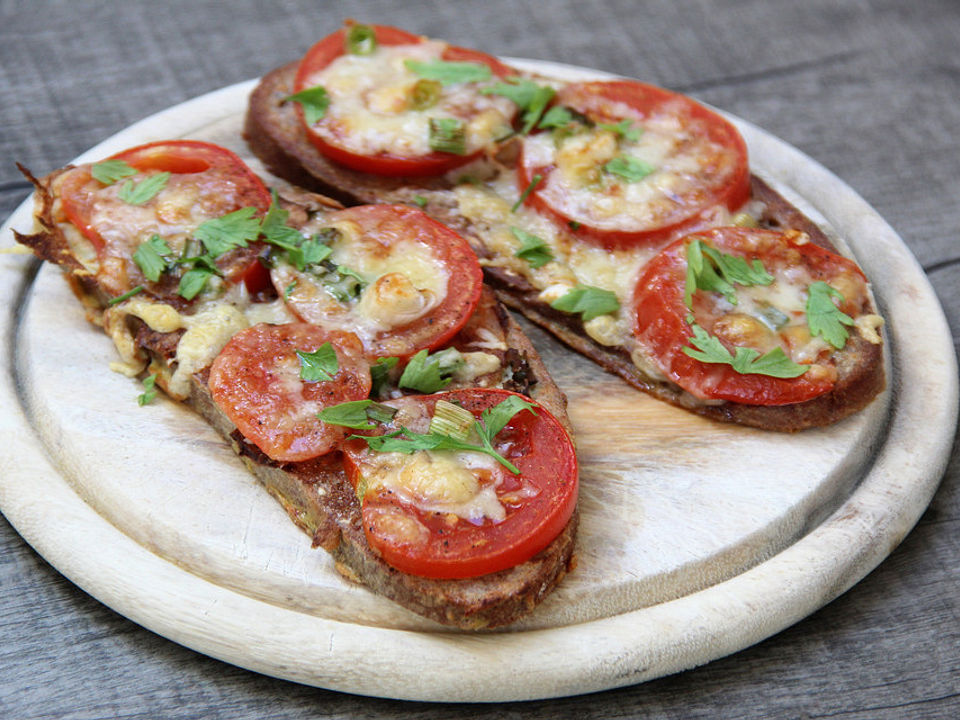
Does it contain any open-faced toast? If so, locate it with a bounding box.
[244,22,885,431]
[15,141,578,630]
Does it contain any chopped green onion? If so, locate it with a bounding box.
[429,117,467,155]
[428,400,475,441]
[409,79,442,110]
[347,24,377,55]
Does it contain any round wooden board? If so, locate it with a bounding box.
[1,61,956,702]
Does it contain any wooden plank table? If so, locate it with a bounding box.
[2,0,958,716]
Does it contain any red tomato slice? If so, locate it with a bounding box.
[208,323,371,462]
[293,24,516,176]
[342,388,578,579]
[57,140,272,300]
[633,227,870,405]
[517,80,750,249]
[272,204,483,359]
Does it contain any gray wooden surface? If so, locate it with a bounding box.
[2,0,958,717]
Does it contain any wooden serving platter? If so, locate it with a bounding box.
[0,61,956,702]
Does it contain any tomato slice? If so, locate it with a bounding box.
[633,227,871,405]
[271,204,483,359]
[293,24,517,176]
[517,80,750,249]
[208,323,372,462]
[342,388,578,579]
[57,140,271,300]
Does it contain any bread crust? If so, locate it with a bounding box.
[243,64,886,431]
[16,167,578,629]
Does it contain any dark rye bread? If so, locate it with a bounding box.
[15,169,578,629]
[184,290,576,630]
[244,64,886,431]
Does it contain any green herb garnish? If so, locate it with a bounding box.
[550,284,620,322]
[347,395,538,474]
[537,105,574,129]
[684,238,774,308]
[346,24,377,55]
[409,79,442,110]
[132,235,173,282]
[603,156,655,183]
[285,85,330,125]
[316,399,397,430]
[682,320,808,378]
[806,281,855,349]
[297,342,339,382]
[512,173,542,212]
[177,267,215,301]
[598,119,642,142]
[137,373,158,406]
[117,172,170,206]
[404,59,492,85]
[194,207,261,258]
[428,117,467,155]
[370,356,400,396]
[510,226,553,268]
[91,159,137,185]
[481,77,555,134]
[412,194,428,208]
[106,285,145,306]
[398,348,463,393]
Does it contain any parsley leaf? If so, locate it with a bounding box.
[91,159,137,185]
[428,117,467,155]
[404,59,492,85]
[511,226,553,268]
[480,394,537,439]
[133,234,173,282]
[370,356,399,396]
[598,119,642,142]
[137,373,158,406]
[682,321,808,378]
[537,105,574,129]
[317,399,375,430]
[550,284,620,322]
[118,172,170,205]
[604,156,655,182]
[317,399,398,430]
[286,85,330,125]
[684,238,774,307]
[806,281,855,349]
[259,195,303,248]
[481,77,555,134]
[347,394,538,475]
[177,268,214,300]
[195,207,261,258]
[297,342,339,382]
[412,194,428,208]
[398,348,463,393]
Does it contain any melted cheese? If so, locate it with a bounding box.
[361,449,506,524]
[303,40,514,158]
[522,105,742,233]
[276,220,450,349]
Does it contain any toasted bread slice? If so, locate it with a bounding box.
[15,166,578,629]
[243,62,885,431]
